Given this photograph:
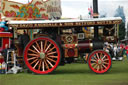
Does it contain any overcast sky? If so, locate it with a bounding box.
[8,0,128,18]
[61,0,128,18]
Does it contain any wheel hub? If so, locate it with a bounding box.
[97,60,102,64]
[40,52,45,59]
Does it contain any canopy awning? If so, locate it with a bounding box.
[8,17,122,29]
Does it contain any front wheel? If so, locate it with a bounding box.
[24,37,61,74]
[88,50,112,74]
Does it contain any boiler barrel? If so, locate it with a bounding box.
[92,39,104,50]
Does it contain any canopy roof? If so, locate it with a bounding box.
[8,17,122,29]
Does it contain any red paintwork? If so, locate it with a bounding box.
[65,44,75,48]
[0,32,12,52]
[2,38,10,49]
[67,48,75,57]
[0,32,13,37]
[0,28,4,32]
[0,58,4,63]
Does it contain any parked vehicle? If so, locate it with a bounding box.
[0,17,122,74]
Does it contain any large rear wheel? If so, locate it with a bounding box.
[24,37,61,74]
[88,50,112,74]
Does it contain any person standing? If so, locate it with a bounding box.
[18,30,30,50]
[1,44,9,62]
[113,44,118,60]
[118,43,125,60]
[125,45,128,60]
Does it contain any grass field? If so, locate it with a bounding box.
[0,58,128,85]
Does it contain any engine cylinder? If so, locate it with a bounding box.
[78,39,103,53]
[78,40,92,53]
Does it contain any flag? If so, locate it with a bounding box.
[88,6,93,18]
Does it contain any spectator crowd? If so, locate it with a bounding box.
[104,42,128,61]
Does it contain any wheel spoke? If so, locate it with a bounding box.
[35,41,41,51]
[33,61,39,69]
[47,60,54,68]
[97,65,100,71]
[48,56,58,58]
[102,55,106,60]
[93,55,97,60]
[47,51,57,56]
[28,53,39,57]
[102,64,107,69]
[104,59,109,61]
[30,59,38,65]
[44,59,49,70]
[41,41,43,52]
[42,61,45,71]
[32,45,40,53]
[47,57,56,63]
[96,53,100,59]
[47,47,55,53]
[38,60,42,70]
[93,64,98,69]
[103,62,109,65]
[91,63,97,67]
[44,40,47,50]
[91,59,97,62]
[27,57,37,61]
[45,44,52,52]
[28,49,38,54]
[100,65,103,71]
[100,53,103,59]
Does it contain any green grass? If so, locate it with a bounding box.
[0,58,128,85]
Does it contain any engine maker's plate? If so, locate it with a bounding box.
[61,34,78,44]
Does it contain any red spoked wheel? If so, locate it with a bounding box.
[24,37,61,74]
[88,50,112,74]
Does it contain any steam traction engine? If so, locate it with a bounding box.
[8,17,122,74]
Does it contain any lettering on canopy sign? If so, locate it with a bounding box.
[9,20,122,28]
